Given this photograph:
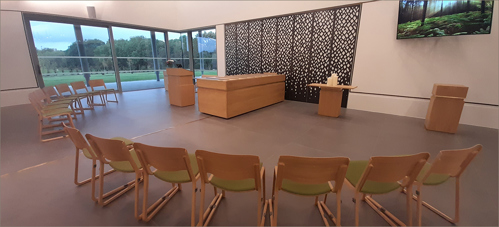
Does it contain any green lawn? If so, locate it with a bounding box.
[42,70,217,87]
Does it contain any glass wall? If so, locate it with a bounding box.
[30,21,116,88]
[27,15,216,92]
[192,29,217,78]
[168,32,190,70]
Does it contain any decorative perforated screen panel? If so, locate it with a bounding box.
[225,4,361,106]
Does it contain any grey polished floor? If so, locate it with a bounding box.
[1,88,497,226]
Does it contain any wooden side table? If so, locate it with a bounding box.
[307,83,357,117]
[425,84,468,133]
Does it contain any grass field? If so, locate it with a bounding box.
[43,70,217,87]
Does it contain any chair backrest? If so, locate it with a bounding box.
[30,89,50,108]
[55,83,74,96]
[63,124,92,151]
[88,79,107,91]
[360,153,430,187]
[42,86,60,100]
[28,91,43,114]
[276,156,350,192]
[195,150,260,182]
[85,134,138,170]
[423,144,482,179]
[70,81,89,94]
[133,143,195,178]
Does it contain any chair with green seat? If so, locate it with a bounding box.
[85,134,143,219]
[42,86,84,116]
[28,91,75,142]
[195,150,268,226]
[55,83,98,108]
[133,143,200,224]
[403,144,482,226]
[34,89,78,120]
[89,79,118,103]
[345,153,430,226]
[270,156,350,226]
[70,81,106,107]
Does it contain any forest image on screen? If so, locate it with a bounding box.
[397,0,494,39]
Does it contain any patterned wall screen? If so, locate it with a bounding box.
[225,5,361,106]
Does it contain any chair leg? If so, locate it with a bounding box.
[406,185,413,226]
[191,181,197,226]
[198,183,206,226]
[336,193,341,226]
[135,172,141,220]
[364,195,402,226]
[273,192,279,226]
[455,177,460,223]
[257,190,262,226]
[74,148,81,185]
[354,192,360,226]
[417,185,422,226]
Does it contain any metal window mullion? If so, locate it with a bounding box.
[165,32,171,60]
[108,26,122,92]
[22,14,45,88]
[187,31,195,74]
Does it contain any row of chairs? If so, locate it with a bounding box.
[63,125,481,226]
[28,79,118,142]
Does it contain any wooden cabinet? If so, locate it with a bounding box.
[197,74,285,118]
[425,84,468,133]
[164,68,195,107]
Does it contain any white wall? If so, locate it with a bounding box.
[0,11,39,107]
[349,1,498,128]
[0,1,179,30]
[173,1,365,30]
[215,24,226,77]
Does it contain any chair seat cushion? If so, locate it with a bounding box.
[209,163,263,192]
[49,99,73,105]
[345,160,401,194]
[153,154,199,183]
[82,147,95,159]
[109,148,142,172]
[281,179,331,196]
[111,137,134,146]
[41,108,72,117]
[42,104,69,110]
[416,162,451,185]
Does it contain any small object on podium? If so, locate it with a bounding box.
[164,68,195,107]
[425,84,468,133]
[327,74,338,86]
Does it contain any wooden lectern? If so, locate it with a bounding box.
[425,84,468,133]
[164,68,195,107]
[307,83,357,117]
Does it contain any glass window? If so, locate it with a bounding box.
[168,32,190,70]
[112,27,164,91]
[30,21,116,88]
[193,29,217,78]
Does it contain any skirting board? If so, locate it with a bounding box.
[1,88,39,107]
[348,92,498,129]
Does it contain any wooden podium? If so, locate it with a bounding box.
[307,83,357,117]
[425,84,468,133]
[163,68,195,107]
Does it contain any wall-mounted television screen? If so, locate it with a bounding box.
[397,0,494,39]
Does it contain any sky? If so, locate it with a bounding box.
[30,21,180,51]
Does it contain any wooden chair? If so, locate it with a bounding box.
[55,83,96,109]
[70,81,105,107]
[270,156,350,226]
[402,145,482,226]
[85,134,142,219]
[345,153,430,226]
[28,91,75,142]
[42,86,84,116]
[133,143,200,224]
[195,150,268,226]
[88,79,118,103]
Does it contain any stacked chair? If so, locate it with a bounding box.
[28,89,76,142]
[64,137,482,226]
